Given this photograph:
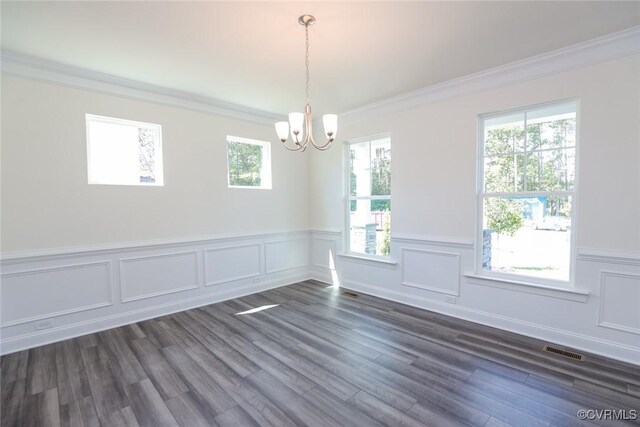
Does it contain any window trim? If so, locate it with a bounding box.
[475,98,580,287]
[85,114,164,186]
[226,135,272,190]
[344,133,392,260]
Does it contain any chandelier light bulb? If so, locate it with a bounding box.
[275,122,289,142]
[322,114,337,141]
[289,112,304,142]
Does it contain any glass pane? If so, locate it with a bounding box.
[484,113,525,156]
[138,127,158,184]
[526,104,576,151]
[482,196,571,281]
[370,138,391,196]
[350,141,370,197]
[525,149,575,191]
[350,199,391,257]
[484,154,524,192]
[228,141,263,187]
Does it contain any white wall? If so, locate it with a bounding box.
[0,75,311,353]
[309,55,640,364]
[310,55,640,251]
[2,55,639,364]
[1,75,309,253]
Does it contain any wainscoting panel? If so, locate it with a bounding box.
[120,251,199,302]
[599,271,640,335]
[265,238,309,273]
[1,261,112,326]
[311,237,338,269]
[310,233,640,365]
[401,248,460,296]
[0,231,310,355]
[204,243,262,286]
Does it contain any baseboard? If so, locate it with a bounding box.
[1,272,308,355]
[309,271,640,366]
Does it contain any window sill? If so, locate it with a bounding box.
[338,253,398,269]
[464,273,590,302]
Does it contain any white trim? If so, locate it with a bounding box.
[0,230,309,263]
[340,26,640,124]
[344,133,392,257]
[578,249,640,266]
[337,252,398,269]
[0,261,114,327]
[391,233,474,249]
[475,98,579,286]
[264,238,310,274]
[464,273,589,303]
[85,113,164,187]
[1,272,309,356]
[401,248,460,296]
[1,51,280,125]
[311,275,639,366]
[598,270,640,335]
[2,27,639,126]
[226,135,272,190]
[204,243,263,286]
[119,251,200,302]
[309,229,342,236]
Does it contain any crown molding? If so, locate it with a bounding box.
[0,51,281,125]
[2,26,639,126]
[340,25,640,124]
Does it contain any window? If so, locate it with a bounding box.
[477,100,577,283]
[226,136,272,189]
[86,114,163,186]
[347,135,391,257]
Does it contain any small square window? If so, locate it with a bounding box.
[227,136,272,189]
[86,114,163,186]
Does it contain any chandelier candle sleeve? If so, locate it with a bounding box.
[275,15,337,151]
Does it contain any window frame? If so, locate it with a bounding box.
[475,99,580,287]
[86,114,164,186]
[344,133,392,260]
[226,135,272,190]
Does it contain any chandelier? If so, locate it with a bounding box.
[275,15,337,151]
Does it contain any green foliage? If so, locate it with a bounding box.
[485,198,524,237]
[378,212,391,257]
[484,118,575,193]
[228,141,263,186]
[371,199,390,211]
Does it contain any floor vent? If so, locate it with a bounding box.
[544,345,584,361]
[341,291,359,298]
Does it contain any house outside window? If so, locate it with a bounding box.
[477,100,578,284]
[347,135,391,258]
[86,114,163,186]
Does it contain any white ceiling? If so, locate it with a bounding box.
[2,1,639,116]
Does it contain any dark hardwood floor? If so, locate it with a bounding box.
[2,280,639,426]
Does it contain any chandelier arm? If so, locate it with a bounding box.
[310,138,333,150]
[280,139,305,151]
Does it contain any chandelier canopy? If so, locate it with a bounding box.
[275,15,337,152]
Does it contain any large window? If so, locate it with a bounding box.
[477,100,577,283]
[227,136,272,189]
[347,135,391,257]
[86,114,163,186]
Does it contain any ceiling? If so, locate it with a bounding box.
[2,1,639,116]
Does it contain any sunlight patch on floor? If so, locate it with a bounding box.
[235,304,279,315]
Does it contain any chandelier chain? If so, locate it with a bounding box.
[305,23,310,104]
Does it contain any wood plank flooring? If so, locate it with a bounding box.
[2,280,639,426]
